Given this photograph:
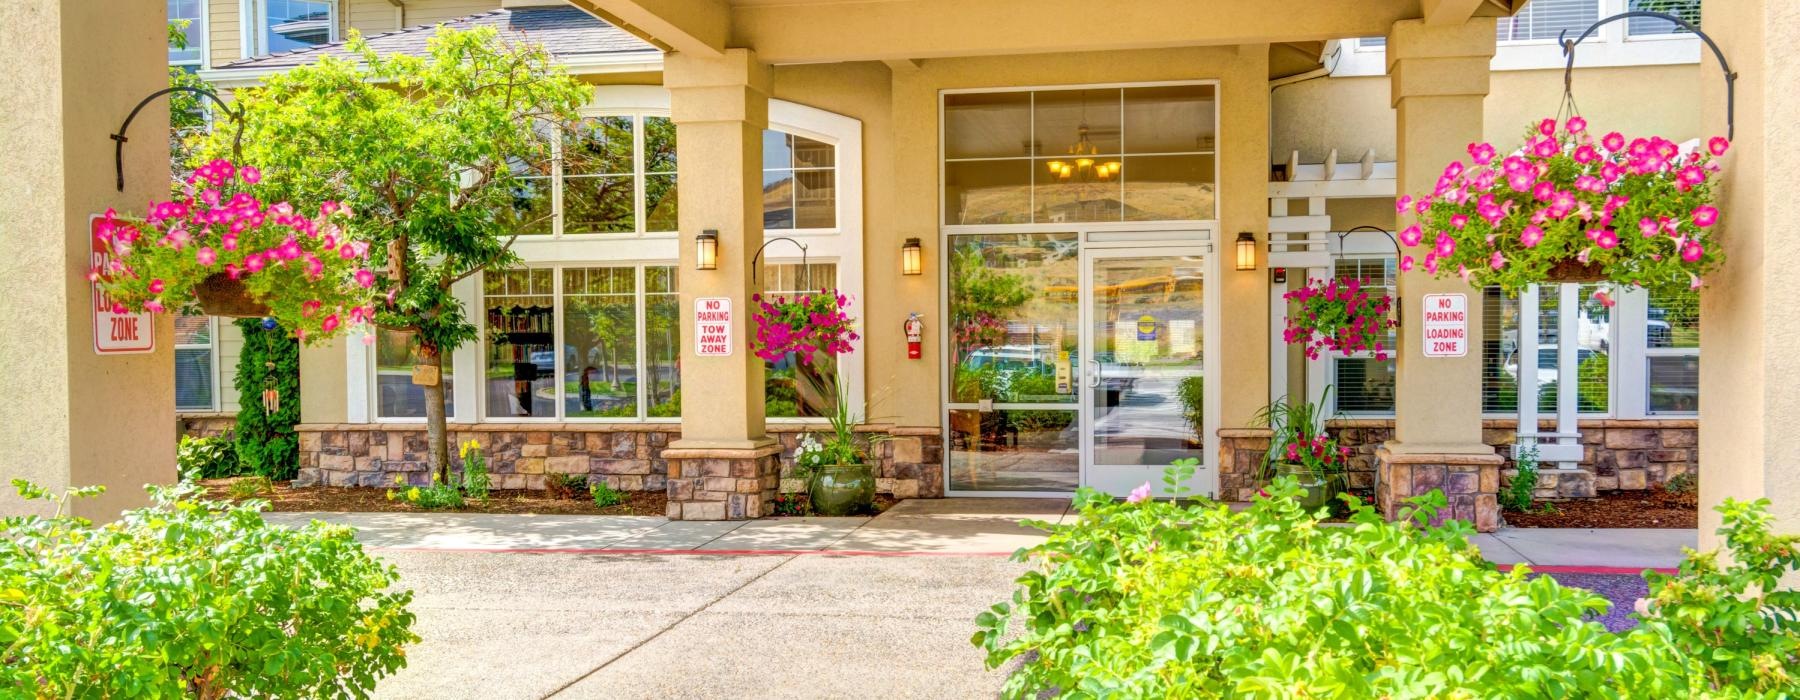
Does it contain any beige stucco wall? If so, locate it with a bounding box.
[1272,63,1702,166]
[885,44,1272,430]
[1,0,175,519]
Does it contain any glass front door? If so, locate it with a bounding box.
[943,235,1214,496]
[1081,247,1213,496]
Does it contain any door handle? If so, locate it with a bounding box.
[1087,360,1101,388]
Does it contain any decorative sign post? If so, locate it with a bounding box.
[90,215,155,355]
[695,297,733,357]
[1421,293,1468,357]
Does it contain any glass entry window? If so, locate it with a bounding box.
[1083,249,1209,495]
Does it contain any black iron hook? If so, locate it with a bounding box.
[750,236,812,291]
[113,85,244,192]
[1560,11,1736,140]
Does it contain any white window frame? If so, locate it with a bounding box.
[175,315,221,412]
[363,327,461,424]
[240,0,338,59]
[168,0,208,68]
[347,86,866,424]
[1337,0,1701,76]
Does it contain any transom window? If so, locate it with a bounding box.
[245,0,334,57]
[942,83,1218,226]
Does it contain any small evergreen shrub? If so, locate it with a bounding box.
[975,467,1799,698]
[589,481,623,509]
[177,433,240,480]
[234,318,301,481]
[1,481,416,696]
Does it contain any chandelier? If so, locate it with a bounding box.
[1045,124,1121,182]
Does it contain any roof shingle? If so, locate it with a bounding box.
[219,6,658,71]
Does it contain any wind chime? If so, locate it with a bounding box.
[259,316,281,414]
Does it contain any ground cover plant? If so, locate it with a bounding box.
[0,481,417,697]
[975,464,1798,698]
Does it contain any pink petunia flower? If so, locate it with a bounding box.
[1520,225,1545,248]
[1692,206,1719,228]
[1565,116,1587,133]
[1602,132,1625,152]
[1708,136,1730,156]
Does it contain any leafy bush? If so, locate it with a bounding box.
[177,433,240,480]
[974,470,1799,698]
[459,439,490,504]
[1,481,416,697]
[589,481,623,508]
[1502,443,1541,512]
[770,492,808,516]
[227,474,274,500]
[389,474,463,510]
[545,472,588,500]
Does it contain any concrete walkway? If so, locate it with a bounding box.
[268,497,1694,569]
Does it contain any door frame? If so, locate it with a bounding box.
[939,227,1219,498]
[1078,238,1220,498]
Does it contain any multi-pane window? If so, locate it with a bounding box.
[763,131,837,230]
[481,266,681,421]
[247,0,333,56]
[762,262,840,418]
[1482,288,1561,413]
[512,114,674,237]
[1646,287,1699,414]
[1330,257,1397,414]
[374,329,455,419]
[168,0,203,64]
[174,314,215,411]
[1497,0,1599,42]
[1628,0,1701,37]
[943,84,1218,225]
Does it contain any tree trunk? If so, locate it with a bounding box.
[421,344,451,483]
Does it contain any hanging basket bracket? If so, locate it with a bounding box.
[1559,11,1737,139]
[112,85,245,192]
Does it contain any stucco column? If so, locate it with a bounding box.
[661,49,780,519]
[1377,18,1503,530]
[1697,0,1800,550]
[0,0,175,519]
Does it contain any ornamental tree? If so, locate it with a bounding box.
[190,28,591,479]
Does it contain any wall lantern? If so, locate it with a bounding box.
[695,229,719,271]
[901,238,923,276]
[1235,231,1257,271]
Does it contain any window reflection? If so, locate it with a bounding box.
[484,269,557,418]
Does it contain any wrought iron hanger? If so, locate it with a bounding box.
[1560,11,1736,139]
[751,236,812,292]
[113,85,245,192]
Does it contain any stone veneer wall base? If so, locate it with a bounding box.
[662,445,783,520]
[1375,446,1503,533]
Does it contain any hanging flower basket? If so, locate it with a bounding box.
[1398,117,1728,295]
[749,290,859,363]
[194,272,272,318]
[91,159,380,341]
[1282,277,1395,361]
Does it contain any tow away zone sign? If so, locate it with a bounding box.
[694,297,732,357]
[1421,293,1468,357]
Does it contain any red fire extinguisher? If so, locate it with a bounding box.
[904,312,924,360]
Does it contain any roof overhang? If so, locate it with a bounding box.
[197,51,663,89]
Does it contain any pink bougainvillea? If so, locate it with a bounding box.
[1400,117,1728,294]
[90,159,379,341]
[750,290,859,363]
[1282,277,1395,361]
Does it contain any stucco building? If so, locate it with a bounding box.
[12,0,1791,542]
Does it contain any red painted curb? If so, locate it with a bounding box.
[1499,563,1679,575]
[372,546,1019,557]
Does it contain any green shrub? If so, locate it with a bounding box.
[177,433,240,480]
[545,472,588,500]
[0,480,416,697]
[226,474,274,500]
[974,469,1799,698]
[459,439,491,504]
[589,481,623,508]
[1502,444,1541,513]
[389,474,464,510]
[234,318,301,480]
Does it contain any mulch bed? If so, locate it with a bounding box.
[1503,487,1697,529]
[199,477,668,516]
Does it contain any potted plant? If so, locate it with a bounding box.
[1399,116,1728,295]
[91,159,380,341]
[750,288,859,415]
[1253,387,1350,512]
[1282,277,1395,361]
[796,377,882,516]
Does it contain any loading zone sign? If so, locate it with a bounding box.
[694,297,733,357]
[91,215,154,355]
[1422,293,1468,357]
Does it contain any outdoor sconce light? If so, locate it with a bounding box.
[1235,231,1257,271]
[695,229,719,271]
[901,238,923,276]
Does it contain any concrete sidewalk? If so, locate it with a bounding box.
[267,497,1694,569]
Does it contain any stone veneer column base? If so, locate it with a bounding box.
[1374,446,1504,532]
[661,445,782,520]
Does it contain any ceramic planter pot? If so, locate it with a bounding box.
[809,463,875,516]
[195,272,271,318]
[1271,462,1338,512]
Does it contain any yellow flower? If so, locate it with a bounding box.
[459,439,481,459]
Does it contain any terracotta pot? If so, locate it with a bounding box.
[809,463,875,516]
[195,272,271,318]
[1542,258,1607,283]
